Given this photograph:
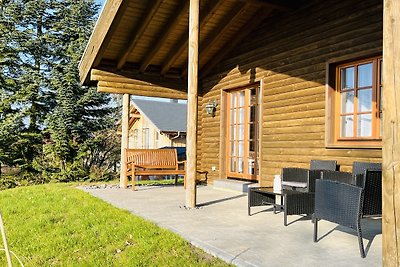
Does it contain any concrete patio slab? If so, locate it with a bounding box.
[81,185,382,267]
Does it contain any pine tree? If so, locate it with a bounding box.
[0,0,118,183]
[44,0,118,180]
[0,0,25,174]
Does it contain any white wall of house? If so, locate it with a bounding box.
[128,114,185,148]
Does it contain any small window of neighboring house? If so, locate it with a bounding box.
[133,129,138,148]
[143,128,149,149]
[155,131,159,148]
[326,56,382,148]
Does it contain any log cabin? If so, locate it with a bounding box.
[79,0,399,264]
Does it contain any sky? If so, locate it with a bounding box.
[96,0,106,9]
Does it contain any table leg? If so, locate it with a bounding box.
[284,194,288,226]
[248,190,251,216]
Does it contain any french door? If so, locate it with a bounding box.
[226,85,260,180]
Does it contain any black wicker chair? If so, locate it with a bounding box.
[352,161,382,177]
[281,160,337,193]
[360,170,382,216]
[320,170,363,186]
[313,179,366,258]
[352,162,382,217]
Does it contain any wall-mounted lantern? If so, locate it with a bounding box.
[205,100,218,116]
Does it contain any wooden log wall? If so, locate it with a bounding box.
[199,0,383,185]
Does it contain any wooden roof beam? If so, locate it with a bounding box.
[91,68,186,92]
[236,0,295,11]
[79,0,130,84]
[116,0,164,70]
[139,0,190,73]
[200,8,272,79]
[181,2,248,77]
[160,0,225,76]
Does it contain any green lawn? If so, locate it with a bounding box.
[0,184,230,266]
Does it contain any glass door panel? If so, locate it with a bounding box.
[226,86,259,180]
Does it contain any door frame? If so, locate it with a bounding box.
[219,82,262,181]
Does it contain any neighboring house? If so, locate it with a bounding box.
[80,0,399,261]
[125,99,186,149]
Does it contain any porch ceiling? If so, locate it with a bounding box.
[79,0,298,90]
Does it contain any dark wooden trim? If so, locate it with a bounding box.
[200,8,271,79]
[116,0,164,70]
[160,0,225,76]
[139,0,189,73]
[79,0,130,84]
[182,2,248,77]
[236,0,296,11]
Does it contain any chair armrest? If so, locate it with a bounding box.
[315,179,363,229]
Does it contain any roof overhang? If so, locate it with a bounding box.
[79,0,298,95]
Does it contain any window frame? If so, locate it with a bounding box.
[326,55,382,148]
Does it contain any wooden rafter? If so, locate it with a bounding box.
[139,0,190,73]
[182,2,248,77]
[200,8,272,79]
[236,0,295,11]
[160,0,225,76]
[116,0,164,70]
[79,0,130,84]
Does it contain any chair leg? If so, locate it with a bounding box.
[357,224,366,258]
[313,218,318,242]
[174,175,178,186]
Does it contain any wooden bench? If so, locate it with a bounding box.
[126,149,185,190]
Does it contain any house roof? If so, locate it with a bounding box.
[79,0,297,91]
[132,99,187,133]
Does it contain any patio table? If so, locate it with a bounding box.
[248,187,315,226]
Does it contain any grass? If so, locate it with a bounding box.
[0,184,230,266]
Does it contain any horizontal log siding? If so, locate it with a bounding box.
[200,0,382,185]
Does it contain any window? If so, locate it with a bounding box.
[327,56,382,147]
[133,129,139,148]
[143,128,149,149]
[155,131,159,148]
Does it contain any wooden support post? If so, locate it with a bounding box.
[185,0,199,208]
[120,94,130,188]
[382,0,400,265]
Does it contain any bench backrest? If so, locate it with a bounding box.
[126,149,178,169]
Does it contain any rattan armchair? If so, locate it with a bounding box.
[320,170,363,186]
[360,170,382,216]
[281,160,337,193]
[313,179,366,258]
[352,161,382,177]
[352,162,382,217]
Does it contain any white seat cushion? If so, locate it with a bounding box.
[281,181,307,188]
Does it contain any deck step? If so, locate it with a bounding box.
[213,179,258,193]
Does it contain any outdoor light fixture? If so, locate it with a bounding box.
[205,100,218,116]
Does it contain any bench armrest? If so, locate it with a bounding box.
[177,160,186,170]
